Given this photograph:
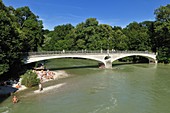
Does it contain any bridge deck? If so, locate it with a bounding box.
[27,50,156,56]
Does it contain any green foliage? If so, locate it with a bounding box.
[0,2,22,75]
[156,48,170,63]
[85,18,99,27]
[0,1,44,77]
[154,4,170,63]
[1,0,170,80]
[15,6,44,51]
[123,22,151,51]
[0,64,9,75]
[113,29,128,50]
[42,24,74,51]
[154,4,170,22]
[21,70,40,87]
[97,24,114,50]
[41,9,170,63]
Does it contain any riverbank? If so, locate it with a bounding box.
[0,70,69,97]
[34,83,66,93]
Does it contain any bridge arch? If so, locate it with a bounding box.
[111,54,157,63]
[26,55,106,65]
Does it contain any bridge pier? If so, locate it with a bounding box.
[104,60,112,69]
[148,58,158,64]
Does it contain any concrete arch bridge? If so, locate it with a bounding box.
[24,50,157,68]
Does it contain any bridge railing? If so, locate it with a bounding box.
[27,50,107,56]
[26,50,156,56]
[110,50,155,54]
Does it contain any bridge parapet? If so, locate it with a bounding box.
[27,50,156,57]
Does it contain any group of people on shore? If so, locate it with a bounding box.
[35,69,55,82]
[34,69,56,92]
[1,65,58,104]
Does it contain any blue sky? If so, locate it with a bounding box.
[3,0,170,30]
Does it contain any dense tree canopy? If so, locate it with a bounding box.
[42,24,74,51]
[0,1,21,75]
[0,0,44,77]
[123,22,151,51]
[154,4,170,63]
[0,0,170,78]
[41,4,170,63]
[14,6,44,51]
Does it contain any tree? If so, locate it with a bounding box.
[15,6,44,51]
[74,18,100,50]
[21,70,40,87]
[0,1,44,77]
[0,1,22,75]
[154,4,170,63]
[84,18,99,27]
[123,22,151,51]
[97,24,114,50]
[42,24,74,51]
[140,21,156,52]
[113,28,128,50]
[154,4,170,22]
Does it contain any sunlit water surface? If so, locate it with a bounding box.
[1,60,170,113]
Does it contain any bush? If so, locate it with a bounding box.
[21,70,40,87]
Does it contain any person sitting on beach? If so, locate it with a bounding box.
[12,96,19,103]
[15,83,21,89]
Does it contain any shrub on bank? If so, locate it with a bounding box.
[21,70,40,87]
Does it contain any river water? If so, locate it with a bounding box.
[1,59,170,113]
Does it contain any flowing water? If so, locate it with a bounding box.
[1,59,170,113]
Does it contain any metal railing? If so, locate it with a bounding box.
[26,50,156,56]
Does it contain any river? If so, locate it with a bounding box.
[1,59,170,113]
